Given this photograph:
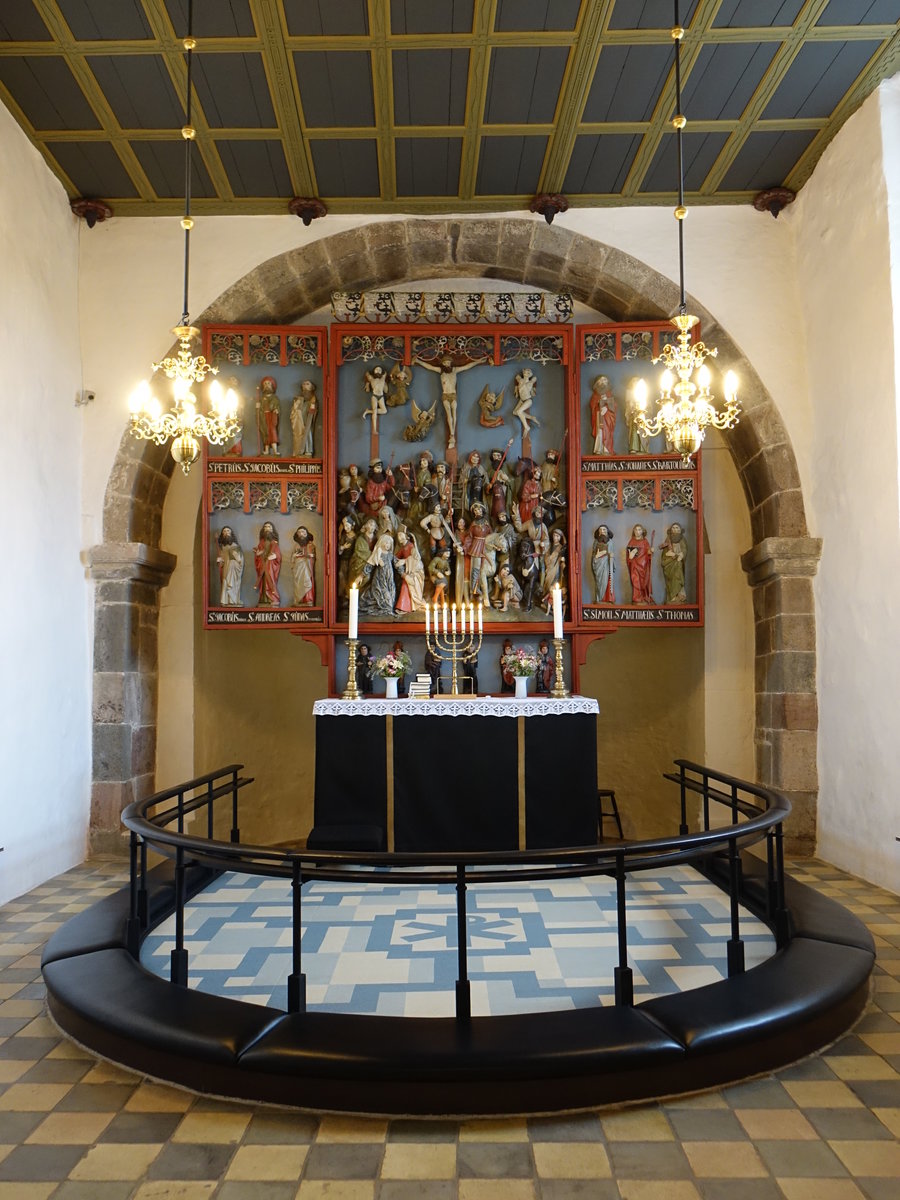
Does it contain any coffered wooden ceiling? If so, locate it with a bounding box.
[1,0,898,217]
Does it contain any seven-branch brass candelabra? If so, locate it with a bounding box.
[425,624,483,696]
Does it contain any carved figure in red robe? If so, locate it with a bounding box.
[626,524,654,605]
[517,466,542,525]
[359,458,395,517]
[257,376,281,456]
[254,521,282,606]
[589,375,616,455]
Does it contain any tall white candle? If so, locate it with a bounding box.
[348,584,359,640]
[443,602,448,630]
[425,604,430,635]
[478,601,483,633]
[469,602,474,631]
[451,602,457,634]
[552,583,563,639]
[434,601,440,633]
[460,604,466,635]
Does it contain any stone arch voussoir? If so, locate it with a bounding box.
[92,217,820,853]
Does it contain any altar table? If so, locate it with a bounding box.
[311,696,600,853]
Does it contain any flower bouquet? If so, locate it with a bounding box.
[501,645,539,698]
[372,648,411,698]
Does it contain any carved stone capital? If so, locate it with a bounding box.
[88,542,177,588]
[740,537,823,587]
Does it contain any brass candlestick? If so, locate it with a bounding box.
[343,638,361,700]
[550,637,570,699]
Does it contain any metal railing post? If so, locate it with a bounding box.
[287,858,307,1013]
[171,843,188,986]
[138,838,148,927]
[207,779,214,839]
[126,831,141,957]
[230,767,241,843]
[455,863,472,1020]
[614,854,633,1006]
[774,823,790,947]
[726,835,745,976]
[678,762,688,836]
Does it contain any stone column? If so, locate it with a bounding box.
[88,542,176,854]
[741,536,823,855]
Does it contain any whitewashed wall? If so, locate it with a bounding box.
[0,105,89,905]
[797,77,900,891]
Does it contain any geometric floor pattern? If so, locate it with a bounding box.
[139,865,776,1016]
[1,856,899,1199]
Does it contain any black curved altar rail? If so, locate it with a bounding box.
[122,760,791,1017]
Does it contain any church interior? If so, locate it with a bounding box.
[1,0,900,1195]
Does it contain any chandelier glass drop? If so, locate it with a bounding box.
[127,0,240,473]
[633,1,740,465]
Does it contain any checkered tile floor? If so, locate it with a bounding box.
[138,865,775,1015]
[1,857,899,1198]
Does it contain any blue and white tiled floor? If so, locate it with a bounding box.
[139,864,775,1016]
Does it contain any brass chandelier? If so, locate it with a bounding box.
[128,0,240,473]
[634,1,740,464]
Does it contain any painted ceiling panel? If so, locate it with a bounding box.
[818,0,900,24]
[294,51,375,128]
[583,44,672,123]
[608,0,700,31]
[50,141,139,197]
[310,138,380,197]
[56,0,153,41]
[192,54,276,129]
[88,55,183,130]
[681,43,779,121]
[720,128,817,191]
[484,47,569,125]
[130,139,216,198]
[476,135,548,195]
[494,0,581,32]
[283,0,369,37]
[390,0,474,35]
[393,50,469,127]
[0,1,894,213]
[0,4,50,41]
[395,137,462,196]
[641,130,731,193]
[0,57,100,130]
[163,0,256,39]
[563,133,642,194]
[217,138,293,197]
[762,39,882,119]
[713,1,805,26]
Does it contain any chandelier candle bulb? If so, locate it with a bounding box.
[552,583,564,639]
[348,584,359,640]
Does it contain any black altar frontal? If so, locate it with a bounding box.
[311,696,600,853]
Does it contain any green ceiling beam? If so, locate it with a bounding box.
[539,0,613,194]
[369,0,396,203]
[700,0,833,195]
[620,0,724,199]
[140,0,234,203]
[249,0,315,197]
[458,0,496,201]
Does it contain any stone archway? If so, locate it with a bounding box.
[89,217,821,854]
